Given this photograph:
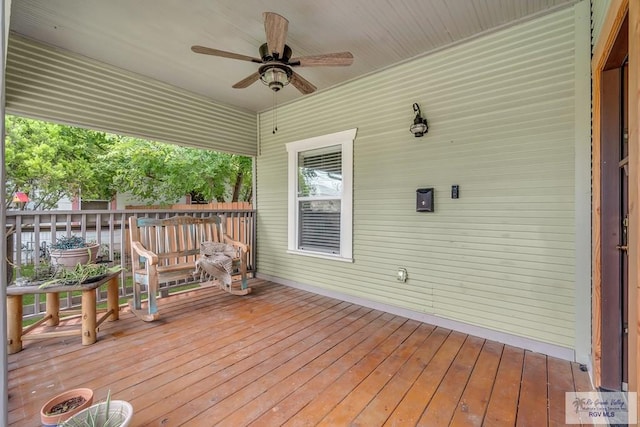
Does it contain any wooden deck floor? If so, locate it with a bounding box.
[8,279,593,426]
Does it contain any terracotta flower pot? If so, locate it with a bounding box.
[40,388,94,426]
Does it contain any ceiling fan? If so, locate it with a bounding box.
[191,12,354,95]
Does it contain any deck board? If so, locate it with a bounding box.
[483,345,525,426]
[449,340,503,427]
[418,335,485,426]
[220,307,379,426]
[547,356,577,426]
[7,279,594,426]
[283,317,417,427]
[352,326,450,426]
[163,302,368,425]
[516,351,549,427]
[316,322,434,426]
[135,296,350,424]
[384,330,467,426]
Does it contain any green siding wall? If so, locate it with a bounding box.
[6,34,257,156]
[257,5,588,351]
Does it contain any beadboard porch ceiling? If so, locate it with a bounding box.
[9,0,577,113]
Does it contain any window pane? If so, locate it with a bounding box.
[298,147,342,197]
[298,200,341,254]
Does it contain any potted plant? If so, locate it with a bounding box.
[39,263,123,288]
[61,391,133,427]
[49,236,100,270]
[40,388,94,427]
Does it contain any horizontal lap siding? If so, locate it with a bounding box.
[257,7,579,348]
[6,34,257,156]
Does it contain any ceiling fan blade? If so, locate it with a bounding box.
[290,71,317,94]
[232,71,261,89]
[263,12,288,59]
[290,52,354,67]
[191,45,262,63]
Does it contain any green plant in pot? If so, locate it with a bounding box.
[61,391,133,427]
[49,236,100,270]
[39,263,123,288]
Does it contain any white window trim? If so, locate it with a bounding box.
[286,128,356,262]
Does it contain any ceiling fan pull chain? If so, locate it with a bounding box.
[272,91,278,134]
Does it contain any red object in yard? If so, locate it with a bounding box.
[13,192,29,203]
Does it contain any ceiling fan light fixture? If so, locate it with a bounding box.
[259,64,292,92]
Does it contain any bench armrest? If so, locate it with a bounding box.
[222,235,248,255]
[131,241,159,265]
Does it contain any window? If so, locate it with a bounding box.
[189,191,208,204]
[80,200,109,210]
[286,129,355,261]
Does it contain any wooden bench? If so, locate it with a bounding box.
[128,215,251,321]
[6,272,120,354]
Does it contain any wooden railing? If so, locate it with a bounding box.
[6,208,256,320]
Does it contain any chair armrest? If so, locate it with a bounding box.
[131,241,159,265]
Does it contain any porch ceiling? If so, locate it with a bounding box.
[10,0,577,113]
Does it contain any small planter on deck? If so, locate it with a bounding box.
[40,388,94,426]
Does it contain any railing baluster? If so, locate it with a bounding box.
[65,213,72,236]
[119,212,128,296]
[14,216,22,275]
[33,216,41,269]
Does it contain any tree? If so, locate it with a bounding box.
[100,138,252,204]
[5,116,253,209]
[5,116,114,209]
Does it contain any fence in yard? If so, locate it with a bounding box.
[5,207,256,320]
[125,202,253,211]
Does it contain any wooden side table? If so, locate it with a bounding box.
[6,272,120,354]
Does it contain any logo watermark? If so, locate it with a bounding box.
[565,391,637,425]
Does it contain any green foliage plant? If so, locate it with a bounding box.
[5,115,253,209]
[61,391,128,427]
[50,236,92,250]
[5,116,115,210]
[39,264,123,289]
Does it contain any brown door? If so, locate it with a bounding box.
[621,62,629,388]
[600,61,629,391]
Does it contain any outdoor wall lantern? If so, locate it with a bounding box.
[410,103,429,137]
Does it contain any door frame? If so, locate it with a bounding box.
[592,0,640,401]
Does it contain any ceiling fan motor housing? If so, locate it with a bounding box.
[259,42,292,62]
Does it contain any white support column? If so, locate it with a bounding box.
[1,1,11,425]
[572,0,592,366]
